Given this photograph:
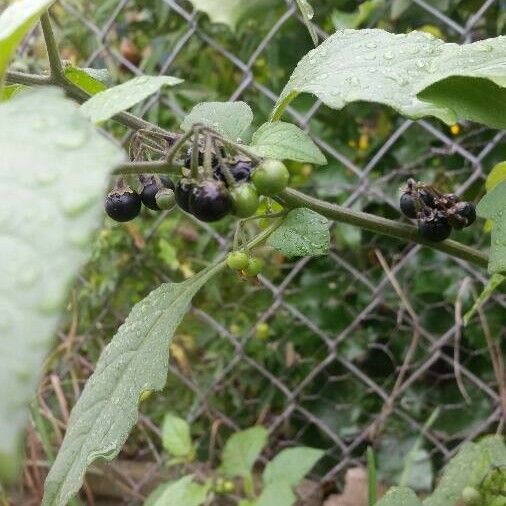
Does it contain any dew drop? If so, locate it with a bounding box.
[384,51,394,60]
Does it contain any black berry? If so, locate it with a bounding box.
[449,202,476,229]
[214,160,252,186]
[418,188,436,208]
[418,211,452,242]
[175,178,195,213]
[189,180,232,222]
[140,175,175,211]
[105,187,141,222]
[400,192,417,218]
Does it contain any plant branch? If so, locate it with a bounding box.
[280,187,489,268]
[40,12,65,80]
[113,160,181,175]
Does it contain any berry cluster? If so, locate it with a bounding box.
[227,250,265,276]
[105,145,290,224]
[400,179,476,242]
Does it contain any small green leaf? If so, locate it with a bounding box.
[252,482,296,506]
[0,83,26,101]
[477,181,506,274]
[220,426,268,478]
[0,88,124,482]
[272,29,506,129]
[188,0,275,31]
[145,475,210,506]
[181,101,253,140]
[463,273,505,325]
[249,122,326,165]
[80,75,182,124]
[263,447,323,487]
[267,208,329,258]
[0,0,55,86]
[295,0,318,46]
[42,263,224,506]
[161,414,193,458]
[64,67,107,96]
[331,0,385,29]
[376,487,422,506]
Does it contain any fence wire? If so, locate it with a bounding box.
[15,0,506,504]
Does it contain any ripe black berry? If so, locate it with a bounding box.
[175,178,195,212]
[189,180,232,222]
[418,211,452,242]
[400,192,417,218]
[105,187,141,222]
[140,176,175,211]
[214,160,252,186]
[455,202,476,227]
[418,188,436,208]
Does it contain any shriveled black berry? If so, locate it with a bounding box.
[400,192,417,219]
[418,211,452,242]
[449,201,476,229]
[140,176,175,211]
[419,188,436,208]
[214,160,253,186]
[105,187,141,222]
[175,178,195,213]
[189,180,232,222]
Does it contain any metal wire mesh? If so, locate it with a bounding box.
[16,0,506,503]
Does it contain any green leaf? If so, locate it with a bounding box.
[42,263,224,506]
[331,0,385,30]
[476,181,506,274]
[376,487,422,506]
[0,88,123,482]
[263,447,323,487]
[0,0,55,86]
[0,83,26,101]
[144,475,210,506]
[249,122,326,165]
[272,29,506,129]
[220,426,268,478]
[463,273,505,325]
[267,208,330,258]
[295,0,318,46]
[64,67,107,96]
[252,482,296,506]
[80,75,182,124]
[161,414,193,458]
[423,437,505,506]
[188,0,274,31]
[486,161,506,192]
[181,101,253,141]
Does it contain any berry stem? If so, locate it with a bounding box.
[113,160,181,175]
[280,187,489,268]
[203,133,214,178]
[40,12,65,81]
[212,138,237,188]
[191,127,201,180]
[201,126,262,164]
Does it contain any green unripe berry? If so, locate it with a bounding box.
[230,183,259,218]
[462,486,481,505]
[222,480,235,493]
[252,159,289,196]
[245,257,265,277]
[155,188,176,210]
[227,251,249,271]
[255,322,270,340]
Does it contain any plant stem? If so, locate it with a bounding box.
[367,446,377,506]
[280,187,489,268]
[113,160,181,175]
[40,12,65,80]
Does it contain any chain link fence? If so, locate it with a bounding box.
[15,0,506,504]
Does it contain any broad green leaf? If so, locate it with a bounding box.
[267,208,329,257]
[0,83,26,101]
[64,67,107,96]
[144,475,210,506]
[263,447,323,487]
[220,426,268,478]
[476,181,506,274]
[252,482,296,506]
[423,437,504,506]
[331,0,385,30]
[161,413,193,458]
[0,88,123,482]
[486,161,506,192]
[249,122,326,165]
[376,487,422,506]
[42,263,224,506]
[272,29,506,129]
[181,101,253,141]
[295,0,318,46]
[80,75,182,124]
[0,0,55,87]
[188,0,275,31]
[463,273,505,325]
